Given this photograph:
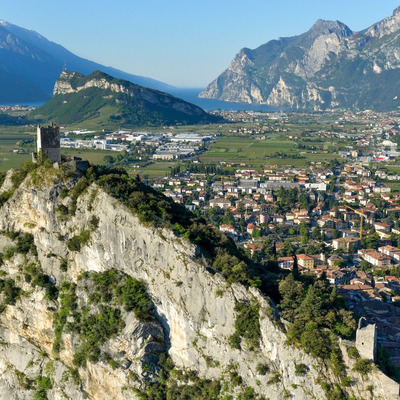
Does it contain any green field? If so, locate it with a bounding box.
[0,126,120,171]
[385,182,400,192]
[200,135,340,168]
[0,117,362,176]
[61,148,116,165]
[0,127,36,172]
[132,162,176,178]
[382,165,400,174]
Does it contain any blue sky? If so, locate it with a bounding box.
[1,1,400,87]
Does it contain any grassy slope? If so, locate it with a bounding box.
[31,71,217,128]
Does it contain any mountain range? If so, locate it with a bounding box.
[0,19,172,103]
[200,6,400,111]
[31,70,217,127]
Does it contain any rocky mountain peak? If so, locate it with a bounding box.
[200,8,400,111]
[393,5,400,16]
[308,19,353,38]
[365,5,400,38]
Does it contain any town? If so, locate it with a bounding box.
[131,110,400,368]
[7,108,400,367]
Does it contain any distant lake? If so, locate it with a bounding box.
[5,89,279,112]
[1,101,45,107]
[167,88,277,112]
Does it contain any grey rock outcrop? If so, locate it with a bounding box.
[0,169,398,399]
[200,7,400,111]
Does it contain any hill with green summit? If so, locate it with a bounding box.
[31,70,218,127]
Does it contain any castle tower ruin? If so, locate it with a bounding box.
[36,123,61,164]
[356,317,377,361]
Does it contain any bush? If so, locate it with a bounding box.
[59,188,69,199]
[294,363,307,375]
[89,215,100,229]
[67,230,91,252]
[2,232,37,258]
[56,204,69,219]
[229,301,261,351]
[353,358,372,376]
[69,178,90,215]
[0,278,22,305]
[267,372,281,385]
[32,273,58,301]
[73,306,125,367]
[256,362,269,375]
[33,375,53,400]
[60,258,68,272]
[340,376,352,387]
[52,282,77,354]
[347,346,360,360]
[120,278,153,320]
[90,270,154,321]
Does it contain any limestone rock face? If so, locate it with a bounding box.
[54,71,131,97]
[200,8,400,111]
[0,172,398,399]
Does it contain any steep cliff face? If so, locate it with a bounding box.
[200,7,400,111]
[0,167,398,399]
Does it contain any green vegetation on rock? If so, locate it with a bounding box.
[229,301,261,351]
[52,269,154,367]
[31,70,218,128]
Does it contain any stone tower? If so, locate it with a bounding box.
[36,123,61,164]
[356,317,377,361]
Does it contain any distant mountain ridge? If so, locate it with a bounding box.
[0,19,173,103]
[31,70,217,127]
[200,6,400,111]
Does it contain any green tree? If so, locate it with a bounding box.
[278,274,304,321]
[362,233,380,250]
[278,239,294,257]
[103,155,115,165]
[299,222,310,237]
[312,225,322,241]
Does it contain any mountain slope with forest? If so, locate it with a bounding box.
[31,70,217,127]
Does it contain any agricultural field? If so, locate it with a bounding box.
[0,126,121,171]
[200,133,343,168]
[0,126,36,172]
[385,182,400,192]
[0,113,370,176]
[131,162,175,178]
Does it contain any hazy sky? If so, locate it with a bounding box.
[1,1,400,87]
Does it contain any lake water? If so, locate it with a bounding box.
[167,88,277,112]
[3,89,278,112]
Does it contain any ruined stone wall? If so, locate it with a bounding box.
[356,318,377,361]
[37,124,61,164]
